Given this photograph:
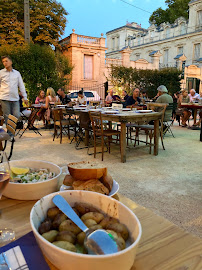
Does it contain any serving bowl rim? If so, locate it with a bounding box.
[30,190,142,259]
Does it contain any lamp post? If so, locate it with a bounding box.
[24,0,30,43]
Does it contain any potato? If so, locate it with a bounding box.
[56,231,76,244]
[38,219,52,235]
[42,230,58,242]
[99,217,119,229]
[74,202,99,215]
[81,212,104,223]
[106,223,129,241]
[106,230,126,250]
[52,213,67,229]
[72,207,80,217]
[59,220,81,235]
[47,207,60,220]
[84,219,97,228]
[53,241,76,252]
[77,232,86,245]
[89,224,103,231]
[63,175,75,186]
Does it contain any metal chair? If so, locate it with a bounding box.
[89,111,121,161]
[1,114,18,160]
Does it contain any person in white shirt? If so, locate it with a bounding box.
[188,89,200,102]
[78,90,87,105]
[0,55,28,123]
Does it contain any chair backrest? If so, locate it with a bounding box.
[52,108,63,123]
[147,103,168,124]
[79,112,91,129]
[89,111,103,135]
[6,114,18,136]
[164,103,174,122]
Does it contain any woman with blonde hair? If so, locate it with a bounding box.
[43,87,60,124]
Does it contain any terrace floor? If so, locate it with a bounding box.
[10,120,202,238]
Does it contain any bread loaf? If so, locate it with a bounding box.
[72,179,109,195]
[99,174,113,192]
[68,161,107,181]
[63,175,75,186]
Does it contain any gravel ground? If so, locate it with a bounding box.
[10,120,202,238]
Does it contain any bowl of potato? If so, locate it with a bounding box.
[30,190,142,270]
[2,159,62,200]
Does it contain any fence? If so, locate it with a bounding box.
[66,83,106,100]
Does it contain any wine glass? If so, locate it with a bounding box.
[0,151,15,247]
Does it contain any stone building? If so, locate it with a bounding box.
[106,0,202,93]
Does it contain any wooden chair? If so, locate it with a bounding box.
[52,108,77,144]
[163,103,175,138]
[2,114,18,160]
[133,103,168,153]
[89,111,121,161]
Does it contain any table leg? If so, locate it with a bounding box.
[193,109,197,124]
[120,122,126,163]
[154,119,159,156]
[84,129,89,146]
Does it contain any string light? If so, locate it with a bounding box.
[120,0,152,14]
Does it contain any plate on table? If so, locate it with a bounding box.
[122,108,131,111]
[89,108,102,112]
[103,110,119,114]
[60,179,119,197]
[137,110,153,113]
[56,105,67,108]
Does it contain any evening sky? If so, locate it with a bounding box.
[60,0,167,39]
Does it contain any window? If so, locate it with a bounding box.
[178,46,183,54]
[194,43,201,60]
[198,10,202,26]
[164,49,169,66]
[151,31,154,38]
[112,38,115,49]
[116,36,119,49]
[137,36,141,45]
[136,54,140,60]
[165,27,170,38]
[84,55,93,80]
[180,23,186,35]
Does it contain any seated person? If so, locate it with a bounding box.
[43,87,60,124]
[177,89,191,127]
[188,89,200,103]
[35,90,46,104]
[155,85,173,122]
[122,90,129,101]
[142,91,149,102]
[124,88,141,108]
[57,88,72,106]
[105,89,120,106]
[78,90,87,105]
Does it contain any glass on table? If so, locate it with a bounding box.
[0,152,15,247]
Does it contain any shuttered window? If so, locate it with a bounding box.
[194,44,200,60]
[84,55,93,80]
[198,11,202,26]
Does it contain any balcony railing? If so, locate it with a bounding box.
[105,58,122,66]
[77,35,100,45]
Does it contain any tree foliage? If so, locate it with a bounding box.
[0,44,73,102]
[0,0,68,46]
[149,0,190,26]
[109,65,181,97]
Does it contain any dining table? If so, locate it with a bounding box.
[65,108,163,163]
[1,193,202,270]
[180,103,202,124]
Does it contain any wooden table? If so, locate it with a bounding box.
[65,109,162,163]
[1,194,202,269]
[180,103,202,124]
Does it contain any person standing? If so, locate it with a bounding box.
[0,55,28,123]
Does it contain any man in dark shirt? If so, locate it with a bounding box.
[57,88,72,105]
[124,88,141,107]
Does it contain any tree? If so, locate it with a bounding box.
[149,0,190,26]
[0,0,68,46]
[0,44,73,102]
[109,65,181,97]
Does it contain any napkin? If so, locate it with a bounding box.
[0,231,50,270]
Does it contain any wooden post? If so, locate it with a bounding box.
[24,0,30,43]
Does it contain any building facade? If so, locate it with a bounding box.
[106,0,202,93]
